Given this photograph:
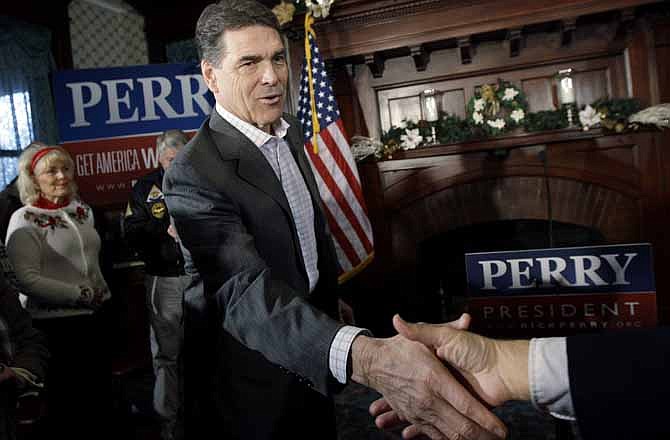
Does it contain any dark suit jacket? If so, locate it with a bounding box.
[163,111,345,439]
[567,327,670,439]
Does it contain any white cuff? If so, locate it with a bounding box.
[329,325,368,384]
[529,337,576,421]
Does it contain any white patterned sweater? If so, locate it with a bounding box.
[5,200,111,319]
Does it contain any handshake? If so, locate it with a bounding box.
[352,314,531,440]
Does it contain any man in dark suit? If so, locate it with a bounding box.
[162,1,507,440]
[373,314,670,440]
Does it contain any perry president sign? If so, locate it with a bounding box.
[53,63,214,205]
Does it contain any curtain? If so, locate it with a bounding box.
[0,17,58,186]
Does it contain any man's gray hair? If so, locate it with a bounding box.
[195,0,280,66]
[157,129,189,158]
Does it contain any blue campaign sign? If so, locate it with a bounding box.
[465,243,655,297]
[53,63,215,142]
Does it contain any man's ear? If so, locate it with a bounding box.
[201,60,219,94]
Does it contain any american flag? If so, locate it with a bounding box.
[296,21,374,283]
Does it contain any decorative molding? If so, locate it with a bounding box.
[315,0,445,29]
[458,37,472,65]
[410,45,431,72]
[365,52,386,78]
[560,18,577,47]
[507,28,523,57]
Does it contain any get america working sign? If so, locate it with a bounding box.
[53,63,214,205]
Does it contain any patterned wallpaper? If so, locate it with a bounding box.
[69,0,148,69]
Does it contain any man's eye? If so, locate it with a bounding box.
[274,55,286,64]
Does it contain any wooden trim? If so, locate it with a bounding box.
[305,0,661,58]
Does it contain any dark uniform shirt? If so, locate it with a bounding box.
[123,168,184,277]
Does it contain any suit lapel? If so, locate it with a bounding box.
[209,112,291,217]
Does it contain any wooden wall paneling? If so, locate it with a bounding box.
[521,76,556,111]
[625,21,655,106]
[607,54,630,98]
[441,89,467,119]
[574,68,610,106]
[653,21,670,102]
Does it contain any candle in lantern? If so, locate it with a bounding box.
[557,68,576,104]
[421,89,440,122]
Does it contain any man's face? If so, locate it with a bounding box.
[159,147,178,170]
[202,25,288,133]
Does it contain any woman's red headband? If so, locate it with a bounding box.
[30,147,60,173]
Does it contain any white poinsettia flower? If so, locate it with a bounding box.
[398,119,409,129]
[502,88,519,101]
[400,128,423,150]
[305,0,334,18]
[579,105,601,130]
[487,118,506,129]
[474,98,485,112]
[511,109,525,123]
[472,112,484,125]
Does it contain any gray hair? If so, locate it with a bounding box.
[195,0,280,66]
[17,144,78,205]
[156,129,189,158]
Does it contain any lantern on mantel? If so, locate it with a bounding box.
[421,88,442,144]
[556,68,577,127]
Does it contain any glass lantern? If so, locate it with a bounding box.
[420,88,442,144]
[556,68,577,127]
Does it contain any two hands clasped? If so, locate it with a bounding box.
[76,285,108,310]
[358,314,530,440]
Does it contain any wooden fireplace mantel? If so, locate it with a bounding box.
[299,0,662,59]
[357,129,670,324]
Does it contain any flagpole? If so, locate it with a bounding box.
[304,12,320,154]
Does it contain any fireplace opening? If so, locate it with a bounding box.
[412,219,605,330]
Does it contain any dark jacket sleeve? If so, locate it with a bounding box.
[0,277,49,381]
[123,180,169,256]
[567,327,670,440]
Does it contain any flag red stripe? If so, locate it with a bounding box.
[306,142,374,254]
[322,122,368,213]
[321,201,361,268]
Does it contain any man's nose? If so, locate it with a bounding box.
[260,61,279,86]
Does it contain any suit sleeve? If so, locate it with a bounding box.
[567,327,670,439]
[163,160,343,397]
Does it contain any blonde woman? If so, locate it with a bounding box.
[5,144,111,440]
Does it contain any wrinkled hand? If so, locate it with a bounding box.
[352,315,507,440]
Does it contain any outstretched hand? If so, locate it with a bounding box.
[353,314,507,440]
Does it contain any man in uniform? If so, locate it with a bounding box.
[123,129,189,440]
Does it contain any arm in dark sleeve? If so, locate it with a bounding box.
[0,278,48,382]
[122,182,169,254]
[163,161,343,397]
[567,327,670,440]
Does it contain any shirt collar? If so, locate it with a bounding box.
[215,103,290,148]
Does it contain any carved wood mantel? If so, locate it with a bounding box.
[305,0,662,59]
[357,129,670,324]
